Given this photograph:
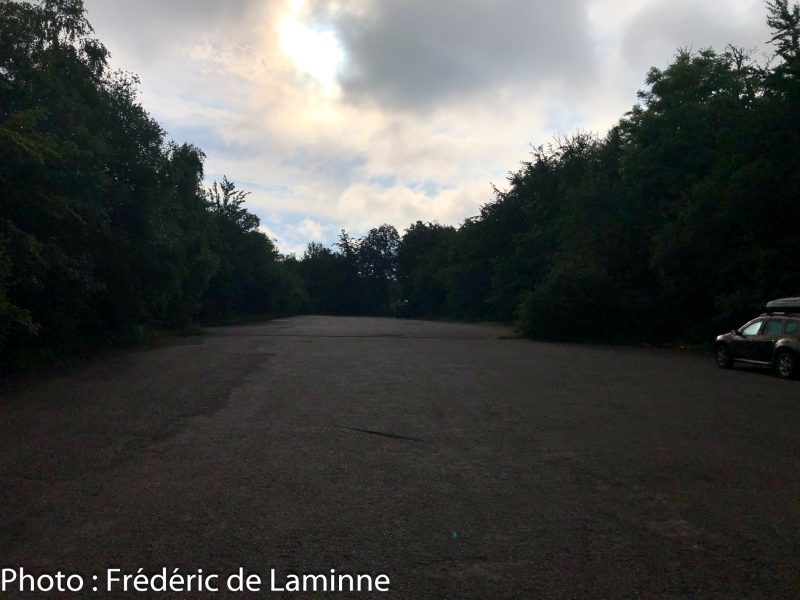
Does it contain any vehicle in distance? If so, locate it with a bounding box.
[395,299,410,319]
[714,297,800,379]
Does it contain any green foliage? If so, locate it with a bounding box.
[4,0,800,370]
[768,0,800,61]
[298,225,401,315]
[0,0,302,370]
[207,176,260,233]
[299,1,800,344]
[299,242,357,314]
[515,260,621,342]
[398,221,455,316]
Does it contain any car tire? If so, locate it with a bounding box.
[715,343,734,369]
[775,350,797,379]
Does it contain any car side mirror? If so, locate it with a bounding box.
[731,329,737,336]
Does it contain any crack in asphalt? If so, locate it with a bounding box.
[335,425,424,443]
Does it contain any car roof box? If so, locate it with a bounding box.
[765,297,800,314]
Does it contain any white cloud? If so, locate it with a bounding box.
[336,180,492,231]
[83,0,776,253]
[294,218,326,241]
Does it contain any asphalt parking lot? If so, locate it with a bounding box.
[1,316,799,597]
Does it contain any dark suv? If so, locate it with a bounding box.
[714,298,800,379]
[395,299,410,319]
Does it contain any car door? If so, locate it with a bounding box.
[784,319,800,338]
[732,319,764,360]
[753,318,784,362]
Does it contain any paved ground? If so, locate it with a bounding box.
[1,316,799,598]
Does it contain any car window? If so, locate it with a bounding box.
[763,319,783,336]
[741,320,763,335]
[786,320,799,335]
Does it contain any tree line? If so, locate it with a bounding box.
[2,0,799,372]
[0,0,306,371]
[301,1,800,344]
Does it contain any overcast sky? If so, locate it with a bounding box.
[83,0,772,255]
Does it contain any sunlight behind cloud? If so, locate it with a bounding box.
[81,0,775,253]
[279,17,344,89]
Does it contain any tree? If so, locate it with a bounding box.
[358,224,399,280]
[767,0,800,61]
[396,222,454,316]
[0,1,302,369]
[202,177,285,320]
[207,176,260,232]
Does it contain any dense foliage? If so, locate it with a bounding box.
[302,1,800,343]
[0,0,304,370]
[297,226,401,315]
[2,0,799,371]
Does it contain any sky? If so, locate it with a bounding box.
[82,0,772,255]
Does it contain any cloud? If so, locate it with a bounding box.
[621,0,771,73]
[293,217,326,241]
[335,180,492,231]
[82,0,777,254]
[260,217,337,257]
[317,0,597,110]
[85,0,267,63]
